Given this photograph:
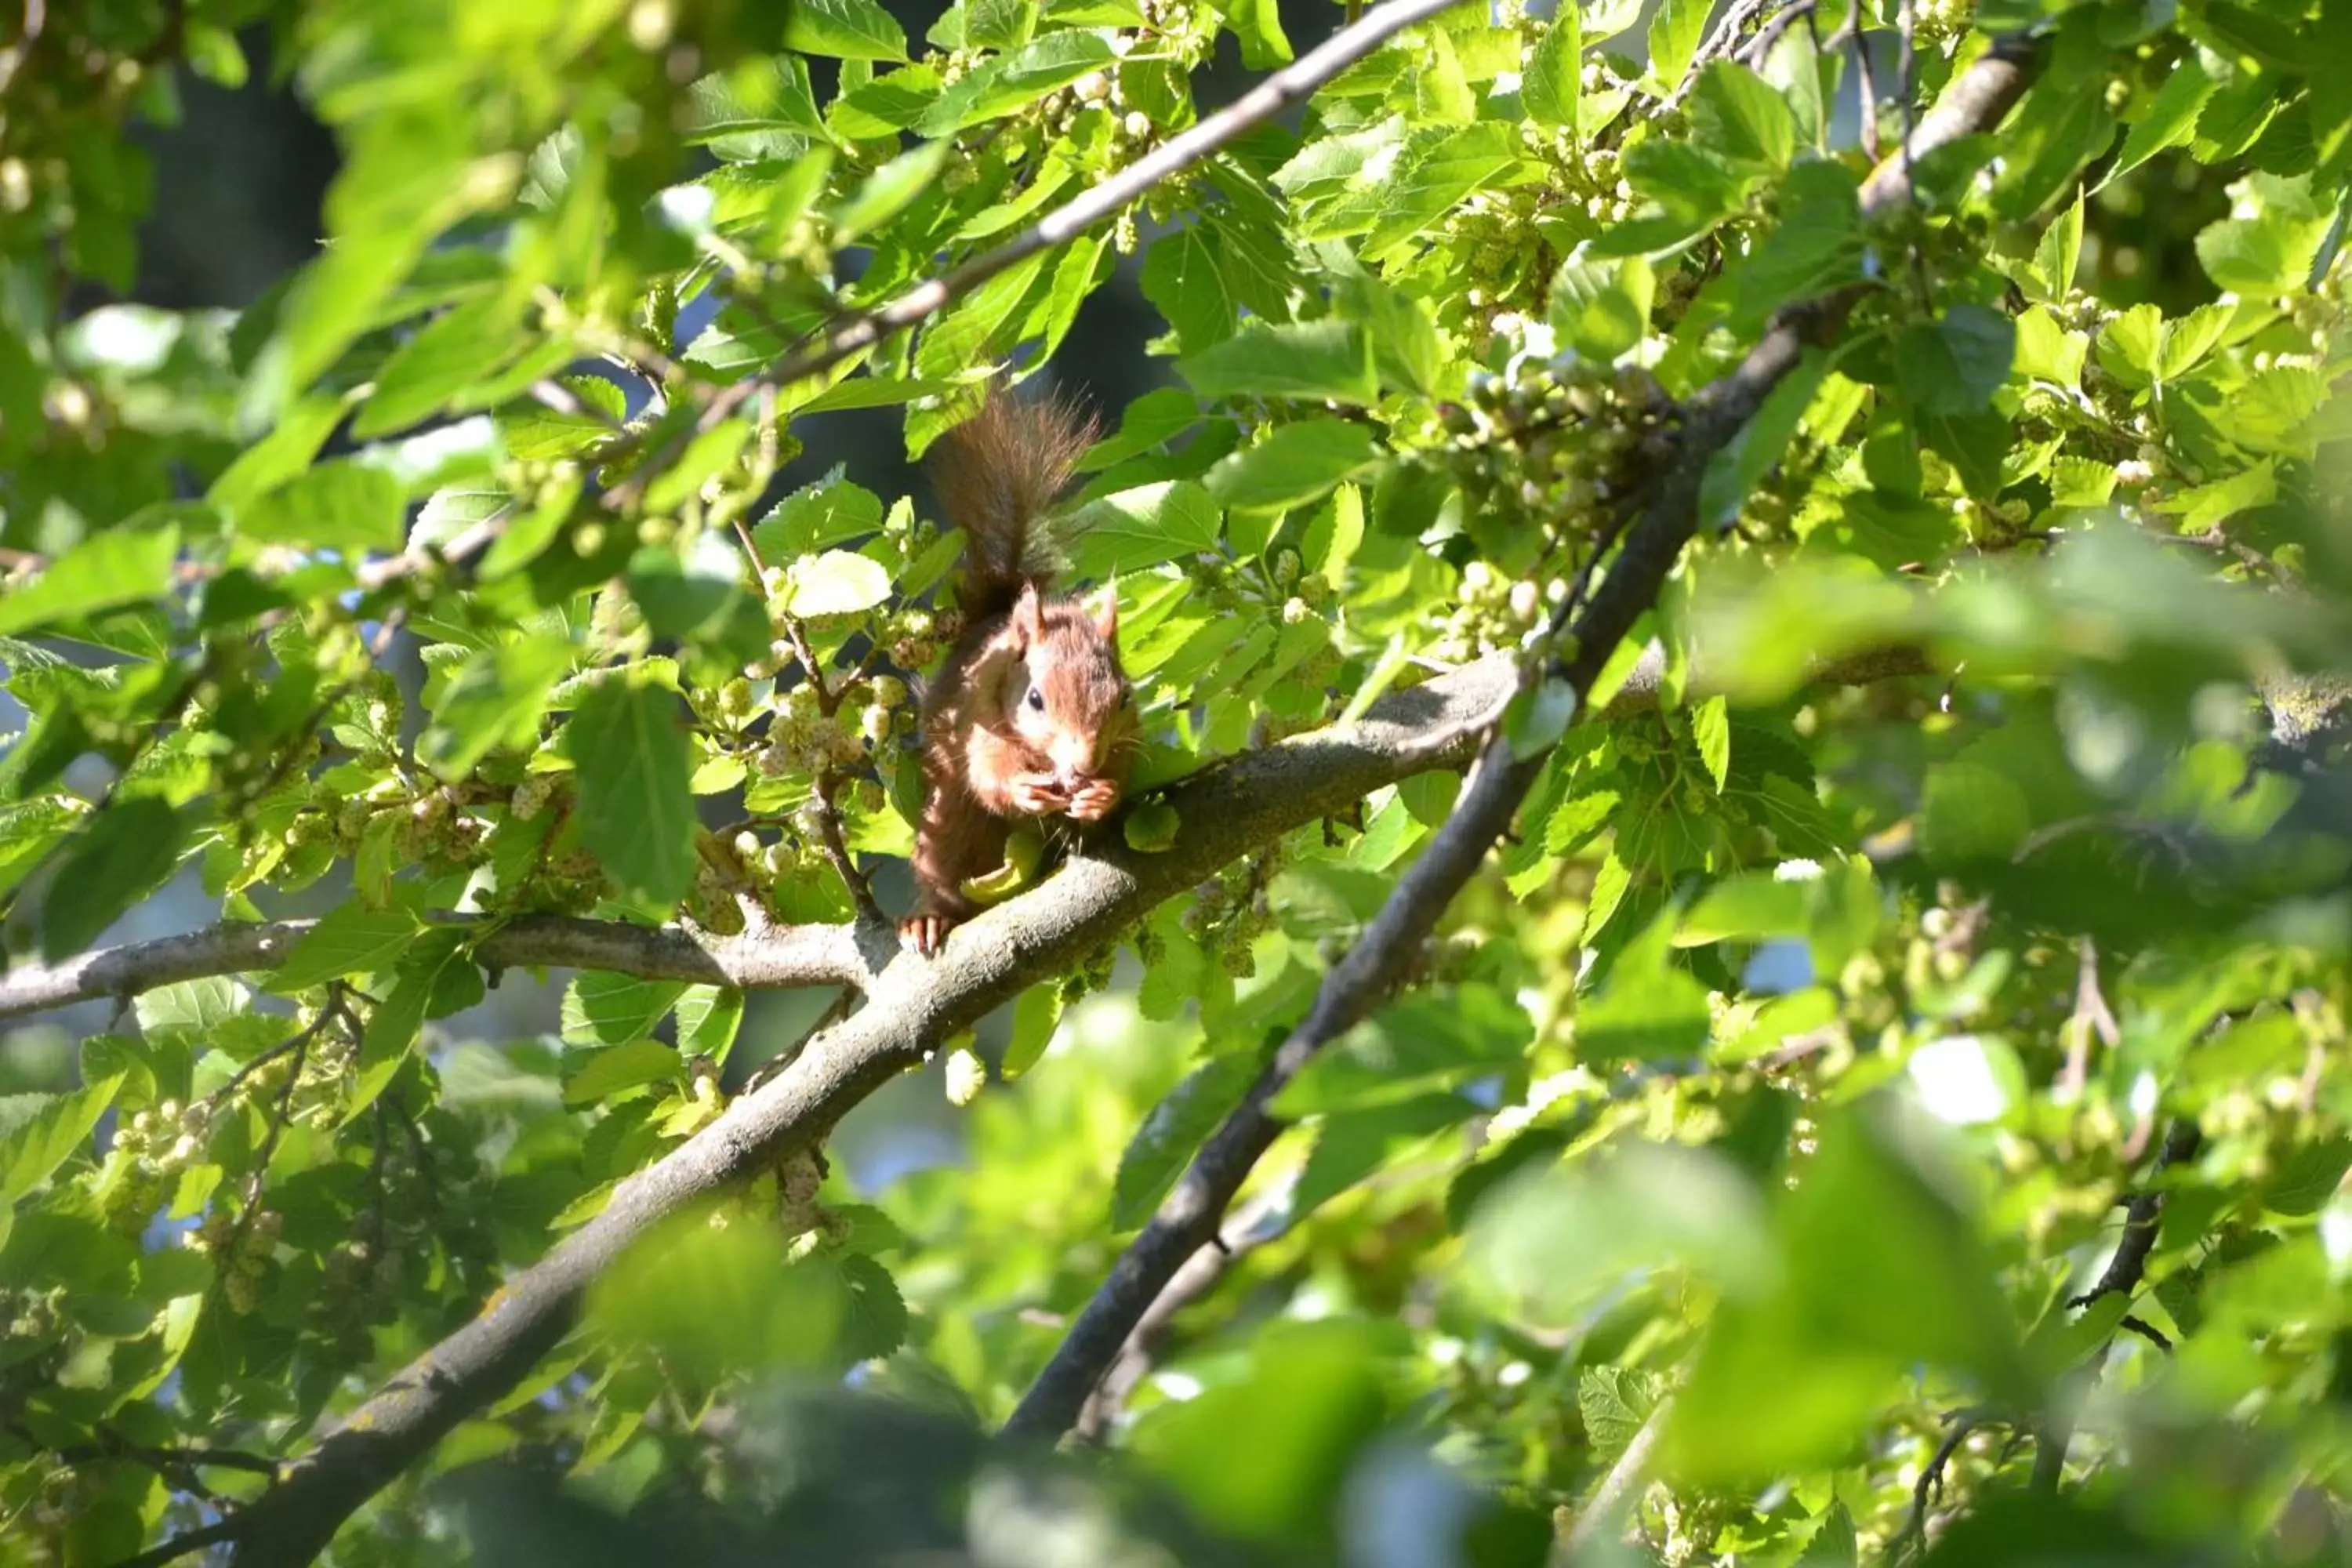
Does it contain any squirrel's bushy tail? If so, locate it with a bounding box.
[929,390,1098,624]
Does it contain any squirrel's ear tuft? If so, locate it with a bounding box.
[1091,575,1118,640]
[1013,581,1046,644]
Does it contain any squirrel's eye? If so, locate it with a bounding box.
[1026,687,1046,712]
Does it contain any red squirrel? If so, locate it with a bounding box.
[902,392,1136,956]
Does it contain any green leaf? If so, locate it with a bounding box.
[1067,480,1222,577]
[830,140,951,241]
[267,900,423,992]
[238,461,408,554]
[1796,1503,1860,1567]
[826,1250,910,1362]
[1690,695,1730,790]
[1113,1050,1262,1229]
[562,1040,684,1108]
[1646,0,1712,94]
[917,31,1118,135]
[39,798,188,961]
[419,635,572,781]
[1123,800,1181,852]
[591,1212,844,1389]
[2197,188,2332,292]
[1700,348,1831,527]
[1578,1365,1664,1457]
[1503,677,1578,761]
[782,0,909,59]
[1690,61,1796,171]
[2262,1134,2352,1216]
[1210,0,1292,67]
[2032,192,2084,299]
[1363,122,1524,262]
[1293,1095,1477,1219]
[1577,912,1711,1063]
[2102,57,2216,190]
[1002,982,1065,1079]
[1666,1103,2031,1483]
[1204,419,1383,511]
[1522,8,1581,129]
[0,526,181,638]
[1897,306,2016,416]
[1548,249,1653,361]
[967,0,1038,49]
[642,423,753,516]
[1722,161,1863,330]
[785,550,892,618]
[754,473,885,557]
[357,296,528,438]
[1178,319,1377,405]
[566,675,698,906]
[1141,226,1234,355]
[1274,989,1535,1115]
[0,1073,124,1203]
[562,971,688,1047]
[912,249,1049,380]
[674,985,745,1064]
[350,928,471,1123]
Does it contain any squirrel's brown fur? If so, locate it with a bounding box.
[903,392,1134,956]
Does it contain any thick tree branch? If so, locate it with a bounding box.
[0,913,877,1025]
[200,655,1514,1566]
[1004,31,2045,1446]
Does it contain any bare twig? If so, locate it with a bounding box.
[2067,1119,2202,1312]
[1733,0,1820,65]
[104,1516,240,1568]
[20,1423,280,1503]
[1661,0,1779,109]
[2034,1117,2203,1492]
[1893,1406,1998,1561]
[2056,936,2118,1101]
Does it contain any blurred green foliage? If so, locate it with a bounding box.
[0,0,2350,1562]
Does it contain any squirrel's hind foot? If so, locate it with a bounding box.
[901,913,959,956]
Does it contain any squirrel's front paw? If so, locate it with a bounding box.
[901,913,957,956]
[1067,779,1121,823]
[1008,775,1068,815]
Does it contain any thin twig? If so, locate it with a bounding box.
[2034,1118,2202,1492]
[103,1516,241,1568]
[1894,1406,1998,1561]
[1734,0,1820,65]
[1661,0,1778,109]
[811,773,884,928]
[2056,936,2118,1101]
